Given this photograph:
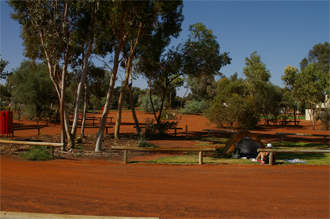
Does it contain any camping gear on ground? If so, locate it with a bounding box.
[284,158,307,163]
[223,130,264,158]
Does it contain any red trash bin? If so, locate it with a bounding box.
[102,106,104,113]
[0,110,13,137]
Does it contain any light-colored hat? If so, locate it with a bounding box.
[266,143,273,148]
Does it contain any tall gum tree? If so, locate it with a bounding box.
[136,22,231,123]
[9,0,99,149]
[94,1,183,149]
[9,0,76,147]
[293,64,328,130]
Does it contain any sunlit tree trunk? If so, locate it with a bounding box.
[95,38,127,152]
[81,83,88,136]
[114,74,129,140]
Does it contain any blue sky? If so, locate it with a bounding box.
[1,0,329,97]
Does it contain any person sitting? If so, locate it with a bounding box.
[256,143,276,165]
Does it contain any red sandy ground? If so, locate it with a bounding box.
[1,111,329,218]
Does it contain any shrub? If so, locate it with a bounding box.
[142,118,178,139]
[19,146,52,161]
[318,108,330,130]
[138,94,162,113]
[160,110,178,120]
[137,134,158,148]
[182,99,207,114]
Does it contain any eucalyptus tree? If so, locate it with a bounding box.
[183,23,231,102]
[8,61,57,118]
[94,1,183,148]
[137,47,184,123]
[0,56,11,79]
[205,75,259,129]
[9,0,98,149]
[292,64,328,130]
[300,42,329,74]
[282,65,299,123]
[136,22,230,123]
[243,51,271,98]
[9,0,68,144]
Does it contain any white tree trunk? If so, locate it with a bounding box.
[81,84,88,136]
[114,72,129,139]
[95,38,126,151]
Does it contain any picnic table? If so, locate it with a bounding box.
[281,120,300,126]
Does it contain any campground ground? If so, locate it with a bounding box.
[1,111,329,218]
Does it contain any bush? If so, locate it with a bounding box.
[142,118,178,139]
[318,108,330,130]
[19,146,52,161]
[137,134,158,148]
[138,94,162,113]
[182,99,207,114]
[160,110,178,120]
[205,94,259,129]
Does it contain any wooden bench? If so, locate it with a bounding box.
[280,120,300,126]
[0,139,63,159]
[133,126,183,137]
[111,146,216,165]
[275,132,329,144]
[12,126,44,137]
[32,117,50,126]
[98,117,114,123]
[78,126,113,134]
[169,127,183,137]
[203,129,236,137]
[257,148,330,166]
[80,117,97,126]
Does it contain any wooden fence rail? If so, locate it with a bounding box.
[275,132,329,144]
[0,139,63,159]
[111,146,216,165]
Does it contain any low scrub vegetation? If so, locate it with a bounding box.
[19,146,52,161]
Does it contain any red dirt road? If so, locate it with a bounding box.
[1,111,330,218]
[1,156,329,218]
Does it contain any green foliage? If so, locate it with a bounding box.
[256,83,283,124]
[19,146,52,161]
[182,99,207,114]
[184,23,231,101]
[294,64,327,109]
[8,61,57,118]
[318,108,330,130]
[300,41,330,74]
[137,134,158,148]
[138,94,162,113]
[0,56,11,79]
[160,110,178,120]
[205,76,259,129]
[142,118,178,139]
[75,145,84,149]
[243,51,271,96]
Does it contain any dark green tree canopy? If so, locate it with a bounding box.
[0,56,12,79]
[300,42,330,74]
[243,51,271,96]
[8,60,57,117]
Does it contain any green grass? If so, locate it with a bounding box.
[19,146,52,161]
[75,145,84,149]
[143,142,329,165]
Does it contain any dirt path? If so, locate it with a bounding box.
[1,111,329,218]
[1,156,329,218]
